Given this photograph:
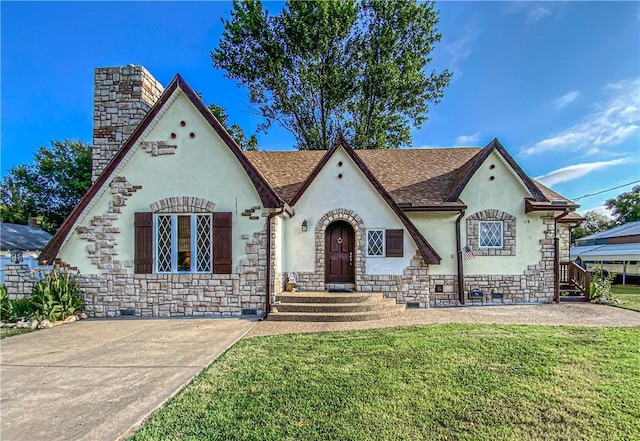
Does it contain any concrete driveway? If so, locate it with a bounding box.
[0,318,256,441]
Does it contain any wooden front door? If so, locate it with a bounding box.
[325,221,355,283]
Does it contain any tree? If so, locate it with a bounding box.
[571,210,613,243]
[212,0,451,150]
[0,140,91,233]
[208,103,258,151]
[605,185,640,225]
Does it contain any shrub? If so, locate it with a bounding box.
[9,298,35,320]
[30,267,84,322]
[590,266,616,302]
[0,284,10,321]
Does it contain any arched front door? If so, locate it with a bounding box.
[325,221,355,283]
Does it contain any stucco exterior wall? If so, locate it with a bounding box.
[57,89,270,317]
[59,91,266,274]
[459,150,546,275]
[284,146,415,278]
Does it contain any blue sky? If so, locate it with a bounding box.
[2,1,639,214]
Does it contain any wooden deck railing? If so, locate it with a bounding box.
[559,261,590,299]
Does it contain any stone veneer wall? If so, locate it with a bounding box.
[92,66,164,182]
[432,213,557,306]
[558,224,571,262]
[291,209,431,305]
[291,209,556,308]
[79,227,269,318]
[68,174,270,317]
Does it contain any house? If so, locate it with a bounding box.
[571,221,640,284]
[31,65,582,318]
[1,220,52,292]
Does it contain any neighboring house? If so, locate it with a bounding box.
[0,220,52,284]
[34,65,582,318]
[571,221,640,283]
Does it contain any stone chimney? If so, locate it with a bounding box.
[92,65,164,181]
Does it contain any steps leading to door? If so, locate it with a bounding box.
[268,291,405,322]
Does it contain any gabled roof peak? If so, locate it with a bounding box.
[446,137,547,203]
[289,136,441,264]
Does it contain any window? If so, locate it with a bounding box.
[155,214,212,273]
[367,229,384,257]
[479,221,503,248]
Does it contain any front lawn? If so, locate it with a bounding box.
[131,324,640,441]
[611,284,640,312]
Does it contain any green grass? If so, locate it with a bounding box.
[131,324,640,441]
[611,285,640,312]
[0,328,35,339]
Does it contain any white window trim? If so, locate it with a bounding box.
[154,213,213,274]
[366,229,385,257]
[478,220,503,249]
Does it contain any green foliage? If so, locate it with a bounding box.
[589,265,616,301]
[0,284,10,321]
[571,210,613,243]
[0,139,92,233]
[208,103,258,151]
[1,285,35,321]
[8,299,34,320]
[30,267,84,322]
[212,0,451,150]
[605,185,640,225]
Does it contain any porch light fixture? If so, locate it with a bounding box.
[11,249,23,264]
[301,219,308,232]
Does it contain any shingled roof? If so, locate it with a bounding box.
[244,141,577,209]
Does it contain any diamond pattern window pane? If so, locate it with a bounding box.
[480,221,503,248]
[196,215,212,272]
[156,215,173,272]
[367,230,384,256]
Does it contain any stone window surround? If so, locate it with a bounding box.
[467,209,516,256]
[150,196,216,214]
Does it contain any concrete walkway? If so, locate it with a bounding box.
[246,303,640,338]
[0,318,256,441]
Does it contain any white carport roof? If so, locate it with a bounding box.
[571,243,640,261]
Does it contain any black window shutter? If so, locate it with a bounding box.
[385,229,403,257]
[134,212,153,274]
[213,212,233,274]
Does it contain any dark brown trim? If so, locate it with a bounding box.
[525,199,578,213]
[290,135,441,264]
[455,210,465,305]
[446,138,547,203]
[40,72,282,263]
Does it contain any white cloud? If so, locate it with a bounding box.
[441,29,477,77]
[535,158,627,187]
[553,90,581,109]
[527,7,552,24]
[522,78,640,156]
[501,3,564,24]
[454,132,481,145]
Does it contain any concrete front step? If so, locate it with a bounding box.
[275,298,398,313]
[268,304,405,322]
[276,291,384,304]
[268,291,405,322]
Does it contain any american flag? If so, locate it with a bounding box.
[463,245,475,261]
